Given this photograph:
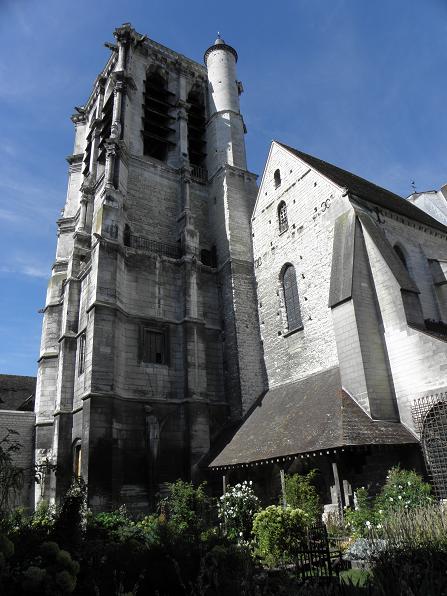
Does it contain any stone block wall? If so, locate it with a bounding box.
[252,143,342,388]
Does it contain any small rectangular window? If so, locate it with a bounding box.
[141,327,168,364]
[78,333,86,375]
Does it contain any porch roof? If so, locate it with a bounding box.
[209,367,418,469]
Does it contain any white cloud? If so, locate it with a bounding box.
[0,255,50,279]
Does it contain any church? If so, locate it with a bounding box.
[3,23,447,513]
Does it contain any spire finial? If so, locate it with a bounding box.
[214,32,225,45]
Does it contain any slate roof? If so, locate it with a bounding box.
[0,374,36,411]
[210,367,417,468]
[278,143,447,234]
[328,209,420,309]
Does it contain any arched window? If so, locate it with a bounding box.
[278,201,288,233]
[394,244,408,270]
[282,264,303,332]
[187,87,207,168]
[274,169,281,188]
[73,441,82,479]
[142,71,175,161]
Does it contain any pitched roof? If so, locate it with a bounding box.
[0,374,36,411]
[210,367,417,468]
[278,143,447,234]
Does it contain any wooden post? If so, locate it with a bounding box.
[332,462,344,522]
[280,468,287,509]
[222,474,227,495]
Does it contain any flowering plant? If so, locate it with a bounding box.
[344,487,378,538]
[217,480,260,543]
[374,467,433,516]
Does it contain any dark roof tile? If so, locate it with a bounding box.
[278,143,447,234]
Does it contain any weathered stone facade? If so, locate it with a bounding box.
[34,26,265,510]
[33,25,447,513]
[211,142,447,510]
[251,142,447,435]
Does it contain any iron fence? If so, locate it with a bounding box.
[412,392,447,499]
[127,234,182,259]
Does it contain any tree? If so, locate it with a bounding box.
[0,429,24,513]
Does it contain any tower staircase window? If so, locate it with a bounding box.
[142,72,176,161]
[78,333,86,375]
[83,128,93,176]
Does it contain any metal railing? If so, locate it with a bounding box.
[191,165,208,182]
[127,233,182,259]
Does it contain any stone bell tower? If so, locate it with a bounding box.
[34,25,265,511]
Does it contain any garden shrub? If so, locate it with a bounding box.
[53,479,87,553]
[163,479,210,540]
[344,487,377,538]
[0,430,24,513]
[374,466,433,516]
[284,470,322,524]
[217,480,260,543]
[252,505,308,567]
[344,468,434,538]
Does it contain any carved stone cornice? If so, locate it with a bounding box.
[113,22,134,44]
[80,180,95,197]
[70,113,86,124]
[66,153,83,165]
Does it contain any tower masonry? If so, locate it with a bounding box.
[34,24,265,511]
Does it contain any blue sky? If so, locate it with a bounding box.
[1,0,447,375]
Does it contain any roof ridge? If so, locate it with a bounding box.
[275,141,447,234]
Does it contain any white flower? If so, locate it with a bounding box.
[365,521,371,527]
[389,497,394,502]
[398,495,402,500]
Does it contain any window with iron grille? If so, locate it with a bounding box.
[282,265,303,332]
[141,327,168,364]
[278,201,288,234]
[78,333,86,375]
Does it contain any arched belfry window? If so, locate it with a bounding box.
[278,201,288,233]
[394,244,408,270]
[282,264,303,332]
[187,87,207,169]
[274,169,281,188]
[142,71,176,161]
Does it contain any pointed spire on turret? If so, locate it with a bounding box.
[204,33,238,63]
[215,32,225,45]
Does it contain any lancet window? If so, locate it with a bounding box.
[187,87,207,169]
[282,264,303,332]
[97,94,114,164]
[142,71,176,161]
